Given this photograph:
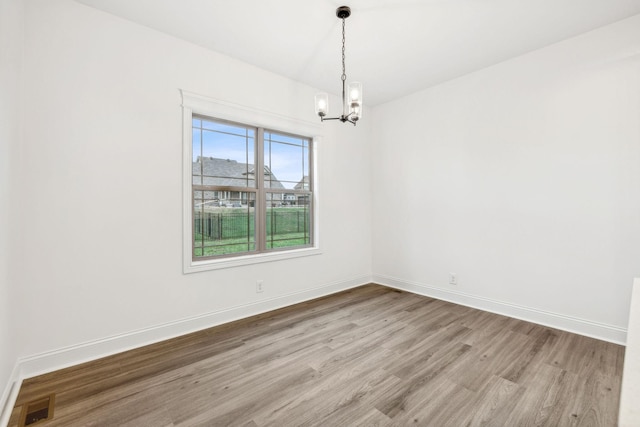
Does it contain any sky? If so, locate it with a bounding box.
[193,118,309,189]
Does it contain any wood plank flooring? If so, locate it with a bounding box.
[9,284,625,426]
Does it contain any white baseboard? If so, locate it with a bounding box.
[0,275,371,426]
[0,364,21,427]
[372,274,627,345]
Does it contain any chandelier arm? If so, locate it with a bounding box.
[319,115,357,126]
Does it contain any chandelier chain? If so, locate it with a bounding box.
[341,17,346,82]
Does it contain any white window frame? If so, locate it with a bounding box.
[181,90,322,273]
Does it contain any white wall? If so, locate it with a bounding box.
[372,14,640,342]
[11,0,372,373]
[0,0,23,417]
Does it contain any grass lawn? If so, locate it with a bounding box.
[194,207,311,257]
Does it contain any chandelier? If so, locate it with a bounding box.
[315,6,362,125]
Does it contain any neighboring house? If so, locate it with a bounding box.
[282,193,297,204]
[294,176,309,190]
[294,176,310,205]
[281,176,310,206]
[192,157,285,206]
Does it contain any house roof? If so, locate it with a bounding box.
[294,176,310,191]
[193,157,285,190]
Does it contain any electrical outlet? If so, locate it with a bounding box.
[449,273,457,285]
[256,280,264,293]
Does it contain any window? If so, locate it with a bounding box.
[182,90,320,272]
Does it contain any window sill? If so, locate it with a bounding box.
[184,246,322,273]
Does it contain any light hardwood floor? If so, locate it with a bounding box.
[9,284,624,426]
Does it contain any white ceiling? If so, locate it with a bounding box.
[76,0,640,106]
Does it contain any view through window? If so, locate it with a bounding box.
[192,115,313,259]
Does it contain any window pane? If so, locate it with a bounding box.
[201,130,254,167]
[201,120,246,136]
[265,193,311,250]
[264,132,310,190]
[192,128,201,164]
[193,191,256,257]
[193,117,256,189]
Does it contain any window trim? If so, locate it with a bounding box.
[181,90,322,273]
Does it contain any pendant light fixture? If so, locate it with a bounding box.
[315,6,362,125]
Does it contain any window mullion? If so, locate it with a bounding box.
[256,128,266,252]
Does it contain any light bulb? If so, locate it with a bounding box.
[315,93,329,117]
[347,82,362,120]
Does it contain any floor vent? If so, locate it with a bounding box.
[19,394,55,426]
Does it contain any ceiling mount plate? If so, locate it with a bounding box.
[336,6,351,19]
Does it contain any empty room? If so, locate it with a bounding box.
[1,0,640,426]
